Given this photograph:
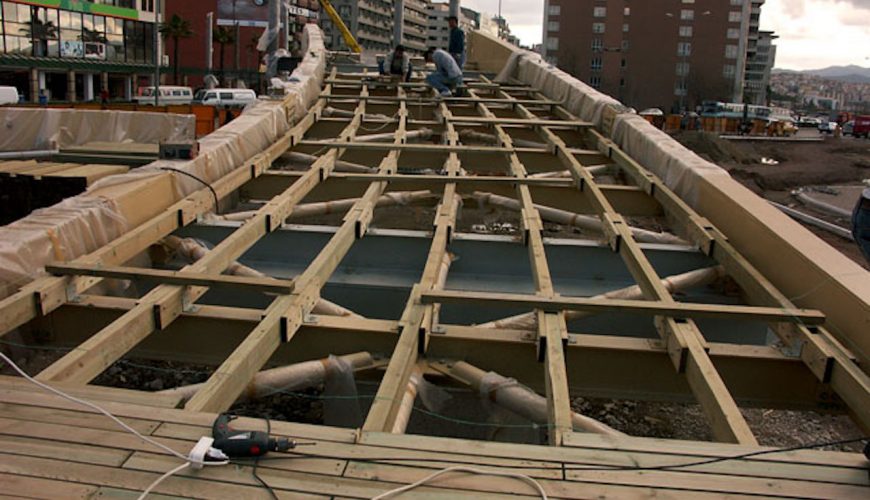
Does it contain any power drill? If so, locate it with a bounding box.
[212,413,295,458]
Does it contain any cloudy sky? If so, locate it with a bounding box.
[458,0,869,70]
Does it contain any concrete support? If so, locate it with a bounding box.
[449,0,460,18]
[393,0,404,47]
[84,73,94,101]
[29,68,38,102]
[130,73,138,98]
[66,70,76,102]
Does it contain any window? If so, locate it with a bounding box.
[220,92,233,100]
[723,64,736,77]
[675,81,688,96]
[621,40,629,51]
[621,58,626,68]
[624,7,631,16]
[590,76,601,88]
[592,22,605,33]
[546,36,558,50]
[590,57,602,70]
[593,7,606,18]
[677,42,692,56]
[727,28,739,39]
[725,44,739,58]
[681,9,694,20]
[728,11,742,22]
[676,61,690,76]
[548,5,560,16]
[679,26,693,37]
[682,0,696,3]
[731,0,743,5]
[548,21,559,31]
[591,38,603,51]
[623,23,629,32]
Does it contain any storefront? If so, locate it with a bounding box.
[0,0,162,101]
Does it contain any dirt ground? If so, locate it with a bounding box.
[674,131,869,269]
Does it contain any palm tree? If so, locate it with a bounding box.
[159,14,193,85]
[246,33,262,71]
[24,17,58,57]
[213,26,236,81]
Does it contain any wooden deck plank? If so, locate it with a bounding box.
[0,472,99,499]
[0,375,183,409]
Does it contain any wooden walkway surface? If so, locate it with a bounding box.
[0,375,867,499]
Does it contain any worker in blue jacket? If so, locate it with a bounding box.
[424,48,463,98]
[448,16,466,68]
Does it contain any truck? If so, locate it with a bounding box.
[844,115,870,138]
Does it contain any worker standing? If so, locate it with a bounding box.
[380,45,412,82]
[852,187,870,264]
[424,48,463,98]
[448,16,466,68]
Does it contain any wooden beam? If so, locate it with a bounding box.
[467,86,573,445]
[421,290,825,325]
[495,85,757,445]
[363,94,462,433]
[34,82,343,385]
[45,263,295,295]
[184,83,404,413]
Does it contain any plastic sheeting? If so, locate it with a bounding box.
[0,25,328,299]
[497,50,627,131]
[495,41,730,208]
[0,196,127,298]
[0,108,194,151]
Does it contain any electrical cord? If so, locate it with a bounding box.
[0,352,229,500]
[371,466,548,500]
[252,417,279,500]
[251,436,869,473]
[159,167,221,214]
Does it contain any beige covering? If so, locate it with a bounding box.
[0,108,194,151]
[0,25,328,299]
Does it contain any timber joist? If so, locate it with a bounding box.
[1,57,868,498]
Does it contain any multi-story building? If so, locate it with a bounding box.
[0,0,162,102]
[321,0,429,55]
[167,0,320,89]
[426,1,476,52]
[744,30,777,105]
[542,0,769,112]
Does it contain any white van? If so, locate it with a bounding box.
[0,86,20,105]
[134,86,194,105]
[194,88,257,107]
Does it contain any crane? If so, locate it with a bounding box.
[318,0,362,53]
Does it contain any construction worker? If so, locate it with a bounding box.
[448,15,466,68]
[424,48,463,98]
[852,186,870,264]
[379,45,412,82]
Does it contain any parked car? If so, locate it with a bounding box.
[134,86,194,105]
[845,115,870,138]
[194,88,257,107]
[0,86,19,105]
[798,116,821,128]
[818,121,838,134]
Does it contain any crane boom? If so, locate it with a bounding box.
[318,0,362,53]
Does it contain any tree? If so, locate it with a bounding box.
[213,26,236,82]
[246,33,263,71]
[160,14,193,85]
[24,16,58,57]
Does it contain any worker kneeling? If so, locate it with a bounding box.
[379,45,412,82]
[424,47,463,98]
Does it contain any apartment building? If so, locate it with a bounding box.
[321,0,429,54]
[542,0,771,112]
[426,1,476,52]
